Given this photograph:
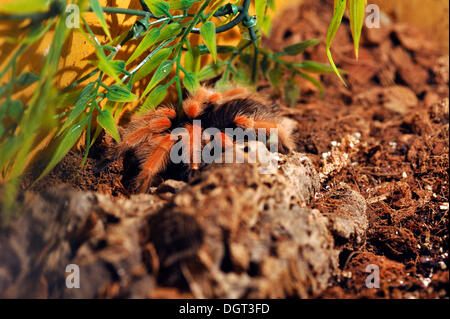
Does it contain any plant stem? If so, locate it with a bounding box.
[89,7,153,18]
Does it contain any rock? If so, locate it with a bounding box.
[155,179,187,194]
[148,152,336,298]
[383,86,419,114]
[314,183,368,247]
[1,151,374,298]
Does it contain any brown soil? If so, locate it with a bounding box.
[4,0,449,299]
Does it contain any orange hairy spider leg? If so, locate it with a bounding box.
[183,123,203,170]
[253,121,295,152]
[234,117,254,129]
[150,117,172,132]
[121,117,171,147]
[207,88,248,104]
[206,92,222,103]
[219,87,248,98]
[215,132,234,148]
[137,135,175,192]
[140,107,176,122]
[184,101,201,118]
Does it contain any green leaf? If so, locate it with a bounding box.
[133,47,173,83]
[7,100,23,120]
[200,21,217,62]
[142,60,174,97]
[262,14,272,34]
[283,78,300,107]
[293,61,336,73]
[168,0,200,10]
[58,82,96,134]
[297,72,325,98]
[255,0,267,32]
[88,0,112,41]
[0,0,48,13]
[184,47,195,73]
[349,0,367,59]
[97,109,120,142]
[106,85,138,102]
[6,18,54,44]
[197,61,225,81]
[91,51,124,84]
[139,85,168,114]
[145,0,170,17]
[126,28,161,65]
[158,23,182,42]
[182,72,199,93]
[37,114,88,181]
[260,56,271,75]
[267,67,283,88]
[54,88,84,109]
[16,72,40,87]
[326,0,347,86]
[281,39,320,56]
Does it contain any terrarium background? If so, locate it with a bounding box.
[0,0,448,107]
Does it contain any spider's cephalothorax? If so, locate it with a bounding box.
[109,86,295,193]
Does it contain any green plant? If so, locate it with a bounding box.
[0,0,367,212]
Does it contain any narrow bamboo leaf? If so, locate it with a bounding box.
[90,51,123,84]
[297,72,325,98]
[326,0,347,86]
[255,0,266,23]
[200,21,217,62]
[260,56,271,75]
[134,47,172,83]
[145,0,170,17]
[168,0,200,10]
[349,0,367,59]
[281,39,321,56]
[184,47,195,73]
[0,0,48,13]
[139,85,168,114]
[142,60,174,97]
[234,67,251,86]
[197,61,225,81]
[97,109,120,142]
[192,45,201,74]
[267,68,283,88]
[6,18,54,44]
[283,78,300,107]
[158,23,181,43]
[55,88,84,109]
[37,115,88,181]
[89,0,112,41]
[106,85,137,102]
[16,72,40,87]
[182,72,199,93]
[293,61,335,73]
[262,14,271,34]
[7,100,23,120]
[126,28,160,65]
[58,82,95,134]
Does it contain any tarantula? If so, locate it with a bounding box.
[107,86,296,193]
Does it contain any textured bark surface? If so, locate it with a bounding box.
[0,152,368,298]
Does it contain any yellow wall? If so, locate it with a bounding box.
[373,0,449,53]
[0,0,448,101]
